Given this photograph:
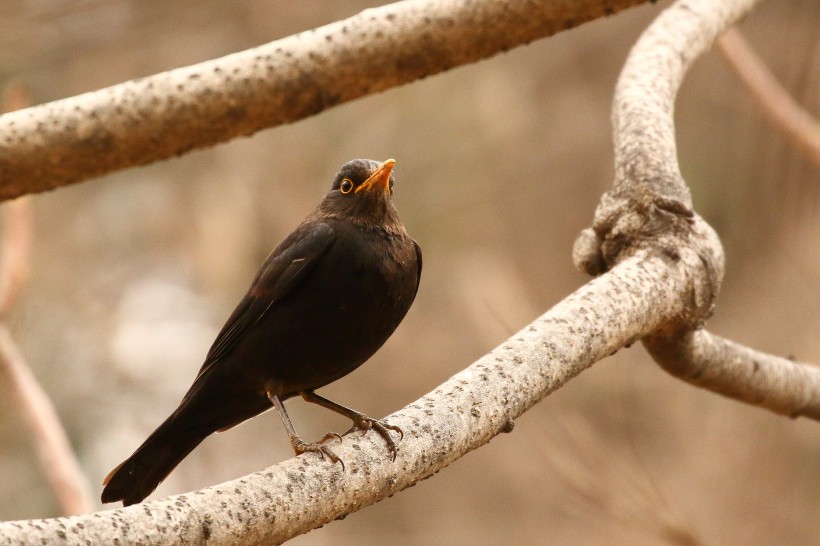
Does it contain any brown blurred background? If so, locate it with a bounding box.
[0,1,818,544]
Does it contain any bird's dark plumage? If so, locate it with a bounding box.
[101,159,421,506]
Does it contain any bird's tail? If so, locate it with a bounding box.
[101,371,273,506]
[100,413,210,506]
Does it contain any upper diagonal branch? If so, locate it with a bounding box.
[0,0,647,202]
[2,1,817,544]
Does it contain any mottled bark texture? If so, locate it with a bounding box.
[0,253,690,546]
[645,331,820,420]
[2,0,819,544]
[0,0,647,201]
[573,0,820,418]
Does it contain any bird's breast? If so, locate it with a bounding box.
[248,222,419,394]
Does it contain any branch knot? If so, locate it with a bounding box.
[573,190,724,335]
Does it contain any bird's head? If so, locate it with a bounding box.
[318,159,404,232]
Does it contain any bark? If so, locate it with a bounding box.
[0,0,647,202]
[2,0,819,544]
[573,0,820,415]
[0,252,696,545]
[645,330,820,420]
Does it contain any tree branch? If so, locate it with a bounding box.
[644,330,820,420]
[0,0,647,202]
[574,0,820,417]
[0,84,34,318]
[2,0,817,543]
[0,327,94,517]
[0,252,703,545]
[717,27,820,170]
[0,83,94,516]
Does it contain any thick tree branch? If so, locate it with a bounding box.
[0,0,647,202]
[574,0,820,418]
[2,0,817,543]
[0,251,705,545]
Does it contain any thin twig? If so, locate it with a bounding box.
[0,199,31,318]
[717,27,820,170]
[0,82,94,515]
[0,326,94,515]
[0,83,33,317]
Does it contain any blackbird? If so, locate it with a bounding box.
[101,159,421,506]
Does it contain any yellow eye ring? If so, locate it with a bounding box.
[340,179,354,194]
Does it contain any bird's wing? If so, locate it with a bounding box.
[195,221,336,378]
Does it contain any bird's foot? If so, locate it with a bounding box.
[345,414,403,460]
[290,434,345,470]
[318,431,343,444]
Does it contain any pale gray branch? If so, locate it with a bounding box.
[574,0,820,420]
[644,330,820,420]
[610,0,758,203]
[1,0,817,543]
[0,0,647,201]
[0,252,700,545]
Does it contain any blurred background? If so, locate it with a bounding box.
[0,1,818,544]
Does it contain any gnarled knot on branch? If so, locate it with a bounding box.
[572,187,725,336]
[571,0,820,426]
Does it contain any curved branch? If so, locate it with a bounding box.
[0,0,647,202]
[2,0,817,543]
[574,0,820,418]
[0,252,702,545]
[611,0,759,203]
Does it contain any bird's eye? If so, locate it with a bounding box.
[340,179,354,194]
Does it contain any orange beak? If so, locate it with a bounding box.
[355,159,395,194]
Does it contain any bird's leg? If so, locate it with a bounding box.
[267,391,344,468]
[299,390,403,460]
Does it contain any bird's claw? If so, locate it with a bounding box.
[291,437,345,471]
[345,415,403,461]
[318,431,343,444]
